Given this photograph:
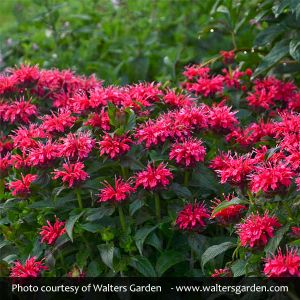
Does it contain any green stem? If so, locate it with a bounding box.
[154,193,161,222]
[0,178,4,200]
[120,166,128,179]
[183,170,190,187]
[118,205,126,232]
[190,248,194,271]
[76,189,83,209]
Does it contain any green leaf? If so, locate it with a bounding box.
[86,206,115,222]
[129,199,145,216]
[290,40,300,62]
[129,256,157,277]
[97,244,114,271]
[134,226,158,255]
[156,250,185,277]
[201,242,236,270]
[254,40,289,76]
[212,197,247,216]
[65,211,84,242]
[231,259,247,277]
[171,183,192,198]
[265,224,289,254]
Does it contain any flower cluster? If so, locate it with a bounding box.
[1,59,299,278]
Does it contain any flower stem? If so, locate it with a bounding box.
[118,205,126,232]
[76,189,83,209]
[183,170,190,187]
[190,248,194,271]
[0,178,4,200]
[154,193,161,222]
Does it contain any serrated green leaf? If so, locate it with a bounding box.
[129,256,157,277]
[171,183,192,198]
[231,259,247,277]
[65,211,84,242]
[97,244,114,270]
[265,224,289,254]
[134,226,158,255]
[129,199,145,216]
[254,40,289,76]
[290,40,300,62]
[201,242,236,270]
[156,250,185,277]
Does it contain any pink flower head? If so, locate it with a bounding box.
[84,110,110,130]
[176,202,210,231]
[10,257,47,277]
[210,152,255,185]
[182,65,210,80]
[98,177,135,203]
[26,141,59,167]
[11,64,40,84]
[249,163,294,193]
[237,212,281,248]
[220,50,235,64]
[8,174,37,197]
[169,138,206,167]
[52,161,89,187]
[3,98,37,124]
[135,162,173,190]
[99,133,132,159]
[60,132,95,159]
[208,102,239,132]
[40,217,66,245]
[263,248,300,277]
[163,90,193,108]
[211,194,247,225]
[188,76,224,97]
[211,267,232,277]
[41,110,77,133]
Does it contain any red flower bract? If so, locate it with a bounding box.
[211,267,232,277]
[135,162,173,190]
[98,177,135,203]
[211,194,247,225]
[263,248,300,277]
[52,161,89,187]
[99,133,132,159]
[59,132,95,159]
[237,212,281,248]
[8,174,37,197]
[249,163,294,193]
[169,138,206,167]
[176,202,210,231]
[10,257,47,278]
[40,217,66,245]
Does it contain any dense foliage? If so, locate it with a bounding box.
[0,55,299,277]
[0,0,259,83]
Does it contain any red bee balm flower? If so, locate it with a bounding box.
[176,202,210,231]
[237,212,281,248]
[40,217,66,245]
[220,50,235,64]
[53,162,89,187]
[99,133,132,159]
[98,177,135,203]
[169,138,206,167]
[263,248,300,277]
[135,163,173,190]
[10,257,47,278]
[8,174,37,197]
[60,132,95,159]
[211,267,232,277]
[211,194,247,225]
[249,163,294,193]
